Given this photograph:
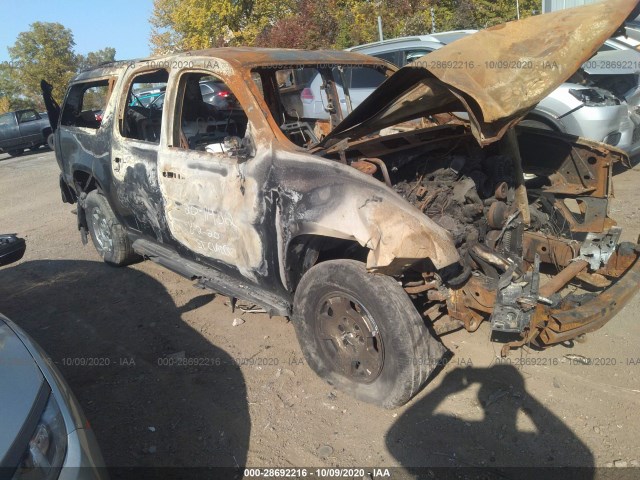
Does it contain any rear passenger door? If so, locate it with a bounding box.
[110,68,170,242]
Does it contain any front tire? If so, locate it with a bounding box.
[85,190,139,266]
[46,133,55,150]
[292,260,445,408]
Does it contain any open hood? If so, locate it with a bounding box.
[317,0,640,151]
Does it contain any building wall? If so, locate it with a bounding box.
[542,0,602,13]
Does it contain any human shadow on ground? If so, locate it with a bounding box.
[0,260,249,478]
[386,365,593,479]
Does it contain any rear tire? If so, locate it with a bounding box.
[85,190,140,266]
[292,259,445,408]
[46,133,54,150]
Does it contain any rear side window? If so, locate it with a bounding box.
[404,49,433,64]
[61,80,112,129]
[346,67,387,89]
[120,69,168,144]
[373,51,401,66]
[17,110,39,123]
[0,113,13,127]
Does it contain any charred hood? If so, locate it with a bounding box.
[318,0,640,150]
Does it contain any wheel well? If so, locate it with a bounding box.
[73,170,99,193]
[521,111,563,132]
[41,127,52,139]
[72,171,102,234]
[286,234,369,291]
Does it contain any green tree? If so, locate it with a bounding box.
[0,61,37,111]
[149,0,543,52]
[7,22,77,106]
[77,47,117,71]
[149,0,244,52]
[150,0,298,52]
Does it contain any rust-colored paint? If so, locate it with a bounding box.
[522,231,580,267]
[422,0,638,142]
[317,0,638,149]
[539,260,589,298]
[539,257,640,343]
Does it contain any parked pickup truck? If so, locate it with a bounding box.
[0,109,54,156]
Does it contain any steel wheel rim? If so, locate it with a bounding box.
[315,292,384,384]
[90,207,113,254]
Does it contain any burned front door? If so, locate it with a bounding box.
[156,68,272,283]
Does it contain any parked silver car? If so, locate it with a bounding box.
[583,38,640,102]
[299,65,389,120]
[299,33,459,120]
[350,31,640,155]
[0,299,107,480]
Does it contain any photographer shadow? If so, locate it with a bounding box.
[0,259,249,477]
[386,364,593,478]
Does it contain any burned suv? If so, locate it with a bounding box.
[43,0,640,408]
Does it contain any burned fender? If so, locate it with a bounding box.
[274,151,460,280]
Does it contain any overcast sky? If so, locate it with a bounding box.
[0,0,154,62]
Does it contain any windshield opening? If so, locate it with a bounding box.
[251,64,390,148]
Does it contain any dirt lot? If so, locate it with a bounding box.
[1,148,640,475]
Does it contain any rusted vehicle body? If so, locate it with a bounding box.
[44,0,640,407]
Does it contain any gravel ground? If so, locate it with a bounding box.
[1,148,639,474]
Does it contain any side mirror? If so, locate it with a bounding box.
[0,234,26,267]
[224,136,252,161]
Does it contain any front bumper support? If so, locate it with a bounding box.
[538,242,640,345]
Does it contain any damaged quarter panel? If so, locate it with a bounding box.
[57,72,117,199]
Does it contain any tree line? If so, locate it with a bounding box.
[1,1,541,113]
[150,0,541,53]
[0,22,115,113]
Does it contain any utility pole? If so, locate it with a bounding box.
[431,7,436,33]
[516,0,520,19]
[378,16,384,42]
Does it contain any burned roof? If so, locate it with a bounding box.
[72,47,391,83]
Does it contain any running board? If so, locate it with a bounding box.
[132,239,290,317]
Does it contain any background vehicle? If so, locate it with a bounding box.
[583,38,640,102]
[351,31,640,155]
[129,87,165,107]
[299,66,389,120]
[199,79,240,110]
[0,233,25,265]
[0,238,107,479]
[0,109,53,156]
[0,314,108,480]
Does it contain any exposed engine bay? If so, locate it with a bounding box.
[331,123,638,354]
